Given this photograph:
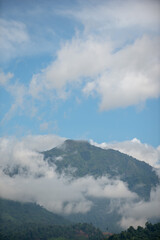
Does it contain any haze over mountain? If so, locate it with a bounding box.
[0,138,160,232]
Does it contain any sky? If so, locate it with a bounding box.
[0,0,160,147]
[0,0,160,230]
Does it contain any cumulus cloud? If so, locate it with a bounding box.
[0,135,137,215]
[1,1,159,112]
[29,37,112,98]
[29,31,160,110]
[84,36,160,110]
[90,138,160,168]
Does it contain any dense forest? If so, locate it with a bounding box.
[0,220,160,240]
[0,222,104,240]
[108,222,160,240]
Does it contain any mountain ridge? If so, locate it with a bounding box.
[43,139,159,200]
[1,139,159,233]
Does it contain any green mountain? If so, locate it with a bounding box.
[43,139,159,200]
[1,139,160,234]
[42,139,160,232]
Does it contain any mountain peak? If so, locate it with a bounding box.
[43,139,159,200]
[59,139,91,152]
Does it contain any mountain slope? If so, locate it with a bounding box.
[0,198,69,229]
[1,139,159,234]
[43,139,159,200]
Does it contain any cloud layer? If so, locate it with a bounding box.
[0,135,137,214]
[0,135,160,229]
[119,185,160,229]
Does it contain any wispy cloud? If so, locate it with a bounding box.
[0,19,30,61]
[69,0,160,34]
[0,71,27,123]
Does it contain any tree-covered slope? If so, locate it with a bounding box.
[0,198,69,229]
[0,219,104,240]
[108,222,160,240]
[43,139,159,200]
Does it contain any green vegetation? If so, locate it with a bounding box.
[43,140,159,200]
[108,222,160,240]
[2,140,160,234]
[0,198,69,228]
[42,140,160,232]
[0,221,104,240]
[0,198,160,239]
[0,198,104,239]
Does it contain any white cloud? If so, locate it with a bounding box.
[90,138,160,168]
[0,71,27,123]
[81,176,137,199]
[0,135,159,229]
[36,0,159,110]
[84,36,160,110]
[119,185,160,229]
[29,32,160,110]
[29,37,112,98]
[71,0,160,34]
[0,19,30,61]
[1,1,159,112]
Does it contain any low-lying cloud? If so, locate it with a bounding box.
[119,185,160,229]
[0,135,136,214]
[0,135,159,228]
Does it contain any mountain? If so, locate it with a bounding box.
[43,139,159,200]
[1,139,159,234]
[42,139,160,232]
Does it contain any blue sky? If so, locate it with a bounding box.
[0,0,160,147]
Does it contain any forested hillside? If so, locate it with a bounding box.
[0,221,104,240]
[43,140,159,200]
[108,222,160,240]
[0,198,69,227]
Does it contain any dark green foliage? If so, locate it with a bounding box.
[43,140,159,200]
[0,221,104,240]
[0,198,104,239]
[0,198,69,228]
[108,222,160,240]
